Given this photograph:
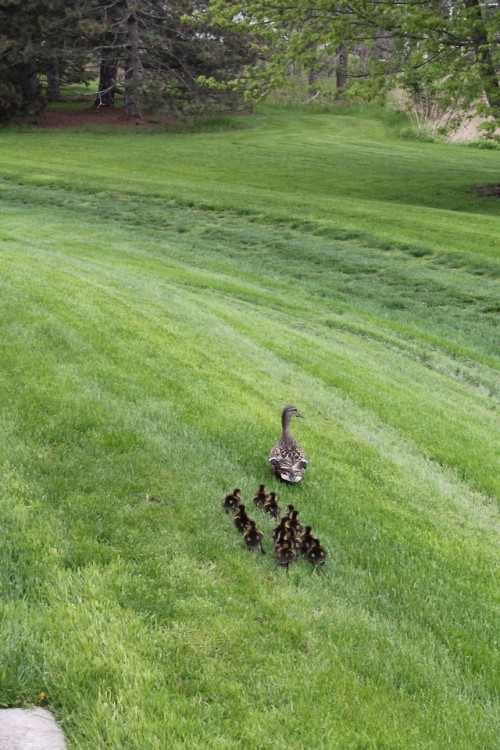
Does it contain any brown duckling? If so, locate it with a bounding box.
[272,517,288,544]
[287,509,305,537]
[222,488,242,514]
[273,518,301,550]
[282,504,295,521]
[275,540,297,573]
[300,526,316,556]
[263,491,281,519]
[306,539,328,568]
[243,519,266,554]
[252,484,270,508]
[283,528,302,554]
[233,504,251,534]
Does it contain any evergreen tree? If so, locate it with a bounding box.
[0,0,255,121]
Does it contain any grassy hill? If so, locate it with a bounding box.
[0,106,498,749]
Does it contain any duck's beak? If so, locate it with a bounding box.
[297,412,305,418]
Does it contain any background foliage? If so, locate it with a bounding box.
[1,1,499,123]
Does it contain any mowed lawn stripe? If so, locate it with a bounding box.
[2,203,498,498]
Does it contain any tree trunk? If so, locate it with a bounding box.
[335,46,348,98]
[46,61,60,99]
[95,57,118,108]
[124,3,142,118]
[308,43,320,84]
[18,58,41,116]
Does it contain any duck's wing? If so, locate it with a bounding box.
[269,441,307,482]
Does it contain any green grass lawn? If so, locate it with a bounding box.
[0,106,499,749]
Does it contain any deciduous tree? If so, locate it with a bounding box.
[208,0,500,121]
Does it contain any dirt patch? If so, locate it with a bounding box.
[471,184,500,198]
[35,105,178,130]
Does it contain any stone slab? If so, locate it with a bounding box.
[0,708,67,750]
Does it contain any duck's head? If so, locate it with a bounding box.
[282,405,304,424]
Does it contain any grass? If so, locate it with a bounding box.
[0,105,499,749]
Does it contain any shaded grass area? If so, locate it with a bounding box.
[0,109,499,748]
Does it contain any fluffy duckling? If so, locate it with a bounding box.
[282,504,295,521]
[287,509,305,537]
[306,539,328,568]
[272,517,288,545]
[284,528,302,554]
[300,526,316,556]
[273,517,302,550]
[252,484,270,508]
[269,405,307,483]
[233,504,251,534]
[243,519,266,554]
[263,491,281,519]
[275,540,297,573]
[222,488,242,514]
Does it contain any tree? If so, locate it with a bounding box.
[208,1,500,121]
[0,0,97,119]
[0,0,51,119]
[0,0,255,121]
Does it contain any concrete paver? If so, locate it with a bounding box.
[0,708,67,750]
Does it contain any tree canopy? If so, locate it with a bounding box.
[1,0,498,122]
[0,0,255,120]
[208,0,500,121]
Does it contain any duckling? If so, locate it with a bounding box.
[243,519,266,554]
[263,491,281,519]
[269,405,307,483]
[287,509,305,537]
[299,525,316,556]
[272,517,288,544]
[275,540,297,573]
[273,516,301,548]
[283,528,302,554]
[282,504,295,521]
[306,539,328,568]
[252,484,270,508]
[233,504,251,534]
[222,488,242,514]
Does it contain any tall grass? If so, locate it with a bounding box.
[0,107,498,749]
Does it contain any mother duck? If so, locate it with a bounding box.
[269,405,307,483]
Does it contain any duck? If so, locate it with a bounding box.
[282,504,295,521]
[243,520,266,554]
[306,539,328,568]
[269,405,307,483]
[252,484,270,509]
[222,488,242,514]
[233,504,251,534]
[263,491,281,519]
[275,540,297,573]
